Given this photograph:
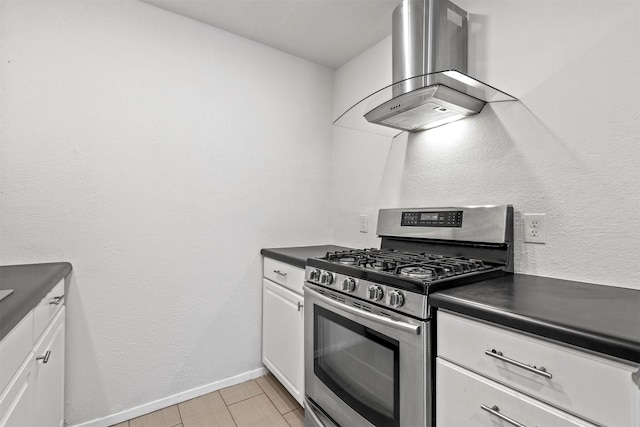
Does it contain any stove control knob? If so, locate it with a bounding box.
[341,278,357,292]
[387,290,405,308]
[308,268,321,282]
[320,271,335,285]
[367,285,383,301]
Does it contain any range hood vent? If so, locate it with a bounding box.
[334,0,517,136]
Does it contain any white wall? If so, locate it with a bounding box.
[331,0,640,289]
[0,0,333,424]
[1,0,638,423]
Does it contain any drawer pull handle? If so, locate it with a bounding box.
[273,270,287,277]
[481,404,527,427]
[36,350,51,364]
[297,301,303,312]
[485,349,552,379]
[49,295,64,305]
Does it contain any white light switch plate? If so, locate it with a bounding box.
[359,214,368,233]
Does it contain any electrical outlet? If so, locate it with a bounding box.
[524,213,546,243]
[359,214,368,233]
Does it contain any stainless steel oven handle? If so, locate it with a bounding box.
[305,285,421,335]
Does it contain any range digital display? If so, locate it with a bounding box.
[420,213,439,221]
[401,211,463,227]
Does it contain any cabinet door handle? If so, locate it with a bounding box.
[36,350,51,364]
[273,270,287,277]
[297,301,303,312]
[481,405,527,427]
[485,349,552,379]
[49,295,64,305]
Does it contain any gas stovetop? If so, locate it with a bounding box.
[305,206,514,319]
[306,248,505,295]
[325,248,494,281]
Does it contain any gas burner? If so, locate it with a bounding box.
[399,266,436,280]
[338,257,356,265]
[363,262,384,271]
[361,259,397,271]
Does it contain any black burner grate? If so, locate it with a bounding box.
[323,248,491,283]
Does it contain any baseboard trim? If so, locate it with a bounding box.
[69,366,268,427]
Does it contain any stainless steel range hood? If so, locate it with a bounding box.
[364,84,485,132]
[334,0,516,135]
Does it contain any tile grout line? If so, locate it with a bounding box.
[216,390,242,427]
[224,391,266,408]
[221,380,267,407]
[257,376,303,417]
[227,397,240,427]
[258,382,291,417]
[251,376,298,425]
[176,402,184,427]
[282,405,304,427]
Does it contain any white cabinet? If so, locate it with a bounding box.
[0,278,66,427]
[436,310,640,427]
[34,308,65,427]
[0,312,34,396]
[0,357,36,427]
[262,258,305,405]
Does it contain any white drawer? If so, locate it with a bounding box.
[263,258,305,295]
[436,358,597,427]
[437,310,640,427]
[33,278,65,342]
[0,311,34,395]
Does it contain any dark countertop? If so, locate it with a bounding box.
[261,245,352,269]
[0,262,72,342]
[430,274,640,363]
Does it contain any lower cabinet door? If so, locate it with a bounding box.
[34,308,65,427]
[262,278,304,405]
[436,358,597,427]
[0,357,36,427]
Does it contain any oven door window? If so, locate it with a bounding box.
[314,305,400,427]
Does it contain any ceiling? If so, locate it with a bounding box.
[140,0,399,69]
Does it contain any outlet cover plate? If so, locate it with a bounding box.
[524,213,546,243]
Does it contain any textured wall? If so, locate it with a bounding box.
[330,0,640,289]
[0,0,332,424]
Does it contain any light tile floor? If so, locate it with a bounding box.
[111,373,303,427]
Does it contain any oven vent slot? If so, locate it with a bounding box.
[352,302,372,312]
[379,311,392,318]
[327,293,346,304]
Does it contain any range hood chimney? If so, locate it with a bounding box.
[392,0,469,95]
[363,0,501,132]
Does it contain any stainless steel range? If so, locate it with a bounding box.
[304,205,514,427]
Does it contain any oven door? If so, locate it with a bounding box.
[304,283,430,427]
